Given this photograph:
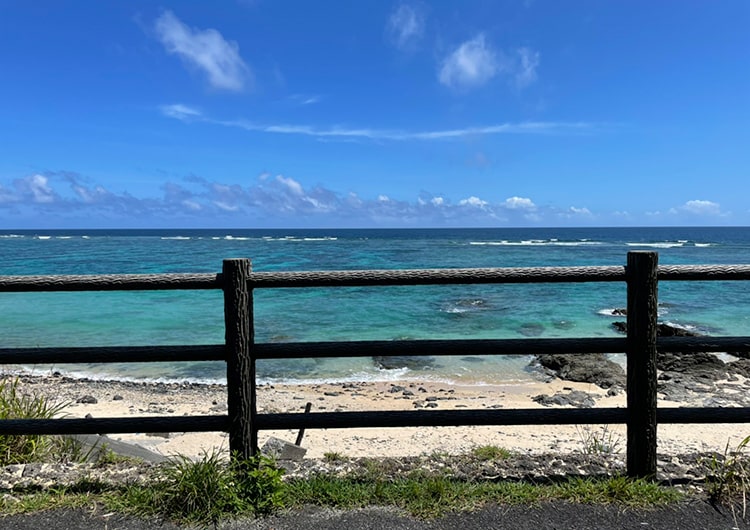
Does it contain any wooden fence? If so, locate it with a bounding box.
[1,250,750,479]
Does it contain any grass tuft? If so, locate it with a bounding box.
[116,450,286,524]
[471,445,512,461]
[704,435,750,518]
[0,377,69,465]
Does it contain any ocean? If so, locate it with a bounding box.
[1,227,749,385]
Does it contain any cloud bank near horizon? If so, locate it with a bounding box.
[0,172,730,228]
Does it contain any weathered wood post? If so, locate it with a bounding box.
[223,258,257,460]
[626,251,659,479]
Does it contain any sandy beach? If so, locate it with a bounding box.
[10,371,750,461]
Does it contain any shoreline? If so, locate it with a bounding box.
[9,371,750,461]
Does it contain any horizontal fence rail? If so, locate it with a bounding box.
[1,253,749,480]
[0,273,222,292]
[247,265,627,288]
[0,345,226,364]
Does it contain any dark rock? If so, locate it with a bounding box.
[657,351,725,379]
[532,390,598,408]
[535,353,625,389]
[323,391,341,397]
[518,322,545,337]
[610,321,702,337]
[728,358,750,377]
[373,355,435,370]
[112,395,124,401]
[389,385,405,393]
[76,395,98,404]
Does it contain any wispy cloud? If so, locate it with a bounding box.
[515,47,540,88]
[225,118,594,140]
[160,103,203,121]
[386,3,425,51]
[154,10,251,91]
[288,94,322,105]
[159,105,596,140]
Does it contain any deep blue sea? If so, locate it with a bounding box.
[1,227,749,384]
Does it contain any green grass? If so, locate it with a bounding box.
[1,467,685,522]
[283,474,682,518]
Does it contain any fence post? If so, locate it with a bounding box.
[223,258,257,460]
[625,251,659,479]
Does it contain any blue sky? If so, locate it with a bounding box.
[1,1,748,228]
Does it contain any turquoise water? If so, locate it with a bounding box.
[1,227,749,384]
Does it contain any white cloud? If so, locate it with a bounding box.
[439,34,498,90]
[21,174,56,203]
[276,175,304,196]
[160,103,203,121]
[154,10,250,91]
[459,196,488,207]
[3,173,744,228]
[568,206,592,216]
[503,196,536,210]
[681,199,721,216]
[387,3,425,50]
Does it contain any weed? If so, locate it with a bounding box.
[576,425,622,455]
[704,435,750,519]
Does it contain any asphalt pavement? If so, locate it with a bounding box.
[2,501,749,530]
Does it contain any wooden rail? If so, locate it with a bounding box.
[1,251,750,480]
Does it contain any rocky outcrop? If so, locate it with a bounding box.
[372,355,436,370]
[534,353,625,389]
[610,320,727,379]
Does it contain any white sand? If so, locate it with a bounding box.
[13,374,750,460]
